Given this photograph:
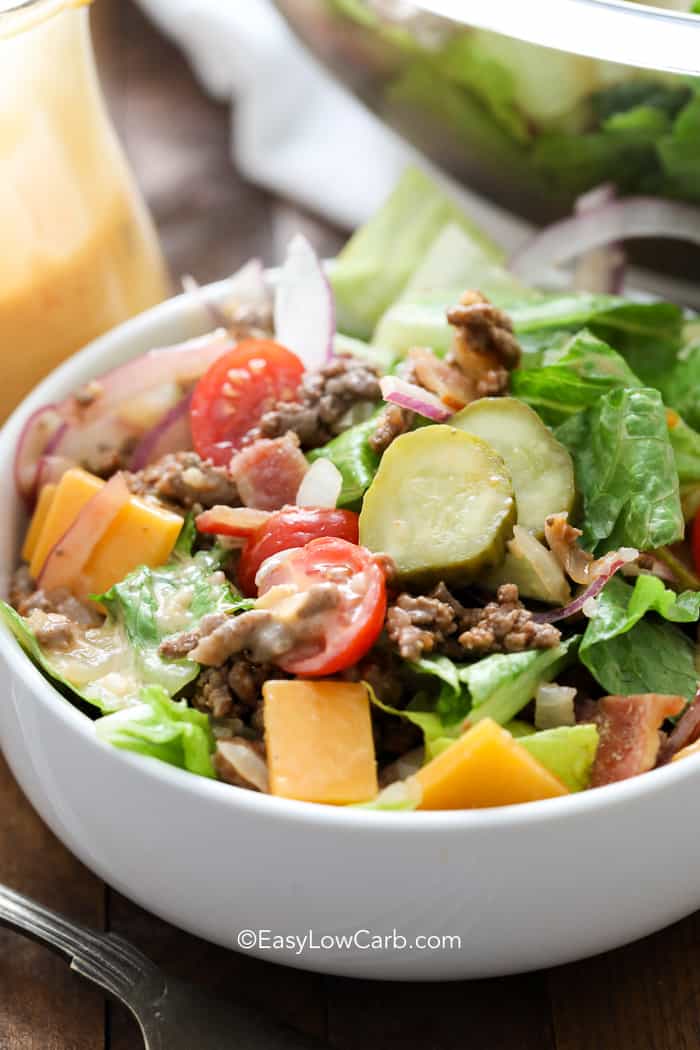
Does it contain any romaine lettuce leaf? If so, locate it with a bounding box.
[0,529,250,714]
[511,330,642,425]
[0,601,127,713]
[458,637,579,726]
[95,684,216,778]
[330,167,503,338]
[517,724,599,792]
[405,638,578,730]
[580,575,700,700]
[556,386,684,551]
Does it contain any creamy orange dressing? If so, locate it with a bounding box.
[0,2,169,419]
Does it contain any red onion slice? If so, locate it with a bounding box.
[71,331,234,427]
[37,472,131,592]
[14,405,64,501]
[573,184,626,295]
[129,393,193,471]
[511,196,700,284]
[274,234,335,370]
[531,554,633,624]
[380,375,452,422]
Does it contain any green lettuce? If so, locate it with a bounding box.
[0,601,122,713]
[307,414,381,507]
[95,684,216,778]
[556,386,684,552]
[0,526,250,714]
[96,532,249,699]
[580,575,700,700]
[458,638,579,726]
[394,638,579,734]
[511,330,642,425]
[517,725,599,792]
[330,167,503,338]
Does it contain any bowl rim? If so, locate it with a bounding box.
[1,277,699,834]
[336,0,700,76]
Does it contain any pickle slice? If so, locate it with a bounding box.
[451,398,574,538]
[359,426,515,587]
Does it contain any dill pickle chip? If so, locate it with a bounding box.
[359,425,515,587]
[451,398,574,538]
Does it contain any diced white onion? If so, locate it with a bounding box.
[535,683,577,730]
[295,457,343,508]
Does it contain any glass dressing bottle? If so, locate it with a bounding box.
[0,0,170,419]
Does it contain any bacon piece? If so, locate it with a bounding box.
[590,693,686,787]
[657,689,700,764]
[230,434,308,512]
[408,348,474,411]
[196,505,272,538]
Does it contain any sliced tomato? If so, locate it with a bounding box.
[256,537,386,676]
[693,512,700,574]
[190,339,304,466]
[237,506,359,596]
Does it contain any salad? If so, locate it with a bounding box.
[5,168,700,811]
[284,0,700,223]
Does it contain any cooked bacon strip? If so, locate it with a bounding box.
[657,689,700,765]
[589,693,685,787]
[230,433,308,511]
[407,348,474,411]
[544,513,637,585]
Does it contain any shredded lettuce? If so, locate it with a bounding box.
[517,725,599,792]
[580,575,700,700]
[95,684,216,778]
[0,527,250,714]
[331,167,504,338]
[95,535,249,699]
[556,386,684,552]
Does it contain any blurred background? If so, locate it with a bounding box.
[91,0,346,286]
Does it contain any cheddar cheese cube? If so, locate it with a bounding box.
[28,468,182,595]
[416,717,568,810]
[263,680,378,804]
[22,483,57,563]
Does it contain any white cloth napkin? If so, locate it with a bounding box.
[135,0,529,248]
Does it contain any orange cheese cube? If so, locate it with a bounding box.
[22,483,57,563]
[263,680,378,805]
[416,717,568,810]
[29,467,182,595]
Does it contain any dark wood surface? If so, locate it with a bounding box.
[2,2,700,1048]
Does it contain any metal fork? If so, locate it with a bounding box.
[0,883,323,1050]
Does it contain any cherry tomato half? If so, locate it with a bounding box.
[237,506,359,596]
[692,512,700,574]
[190,339,304,466]
[256,537,386,677]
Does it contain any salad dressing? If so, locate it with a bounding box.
[0,1,169,419]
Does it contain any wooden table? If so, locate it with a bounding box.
[3,3,700,1047]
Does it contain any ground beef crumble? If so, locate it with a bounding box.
[245,355,381,449]
[386,582,560,662]
[10,567,103,626]
[125,451,239,514]
[193,658,285,730]
[446,290,521,398]
[368,403,414,455]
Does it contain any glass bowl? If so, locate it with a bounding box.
[273,0,700,231]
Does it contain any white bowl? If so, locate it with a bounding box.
[1,282,700,981]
